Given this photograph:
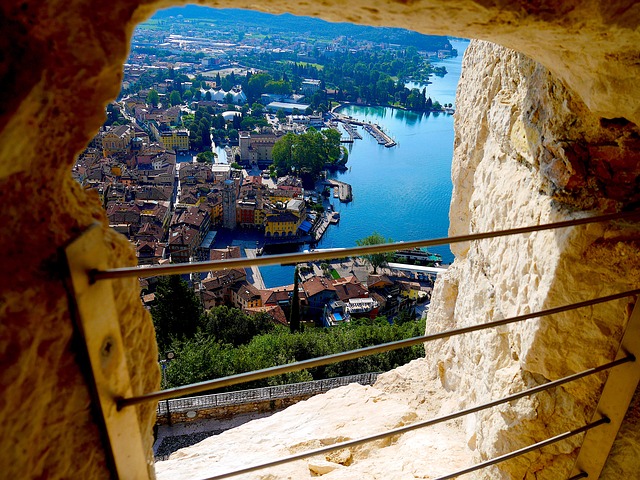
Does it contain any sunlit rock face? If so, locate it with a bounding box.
[155,359,473,480]
[426,40,640,479]
[1,0,639,478]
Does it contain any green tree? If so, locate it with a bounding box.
[196,151,216,163]
[271,128,343,179]
[146,89,160,107]
[169,90,182,106]
[202,306,275,345]
[251,102,265,116]
[163,316,426,389]
[271,132,296,174]
[246,73,273,102]
[290,267,301,333]
[151,275,203,351]
[356,232,394,274]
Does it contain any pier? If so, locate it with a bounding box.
[325,179,352,203]
[330,112,396,147]
[311,213,331,242]
[341,122,362,143]
[244,248,266,289]
[363,123,396,147]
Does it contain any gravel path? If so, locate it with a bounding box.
[153,410,280,461]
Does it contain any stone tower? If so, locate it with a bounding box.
[222,178,237,229]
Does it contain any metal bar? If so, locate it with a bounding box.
[64,225,151,479]
[434,417,609,480]
[93,211,639,281]
[196,359,628,480]
[155,373,380,414]
[570,300,640,478]
[119,289,640,408]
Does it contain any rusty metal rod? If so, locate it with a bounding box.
[93,211,639,281]
[195,358,626,480]
[434,417,610,480]
[118,288,639,409]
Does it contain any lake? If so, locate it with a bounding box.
[259,39,469,287]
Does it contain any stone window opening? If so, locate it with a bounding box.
[2,1,640,479]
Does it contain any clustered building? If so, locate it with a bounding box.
[74,65,432,329]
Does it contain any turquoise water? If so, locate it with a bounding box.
[260,39,470,287]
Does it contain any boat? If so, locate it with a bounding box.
[393,247,442,265]
[333,187,339,198]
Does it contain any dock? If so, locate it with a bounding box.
[325,179,352,203]
[341,122,362,143]
[244,248,266,289]
[311,213,331,241]
[330,112,396,147]
[363,123,396,147]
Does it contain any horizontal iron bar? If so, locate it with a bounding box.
[118,288,640,408]
[195,358,628,480]
[434,417,609,480]
[93,211,638,281]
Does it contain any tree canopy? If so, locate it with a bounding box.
[356,232,394,274]
[169,90,182,106]
[201,306,275,345]
[164,312,425,390]
[146,89,160,107]
[151,275,204,351]
[196,151,216,163]
[271,128,344,179]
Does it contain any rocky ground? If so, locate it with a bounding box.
[154,411,280,461]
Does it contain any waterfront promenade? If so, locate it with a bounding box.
[244,248,266,289]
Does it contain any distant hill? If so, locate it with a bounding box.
[152,6,451,52]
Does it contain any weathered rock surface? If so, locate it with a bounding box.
[1,0,640,479]
[156,360,472,480]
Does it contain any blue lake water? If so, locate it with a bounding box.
[259,39,470,287]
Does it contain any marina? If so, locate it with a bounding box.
[363,123,396,147]
[340,122,363,143]
[330,112,397,147]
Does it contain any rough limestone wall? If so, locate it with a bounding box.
[1,0,640,479]
[426,40,640,479]
[155,361,473,479]
[0,1,160,478]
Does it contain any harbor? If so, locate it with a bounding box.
[325,179,352,202]
[339,121,362,143]
[330,111,397,148]
[363,123,396,147]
